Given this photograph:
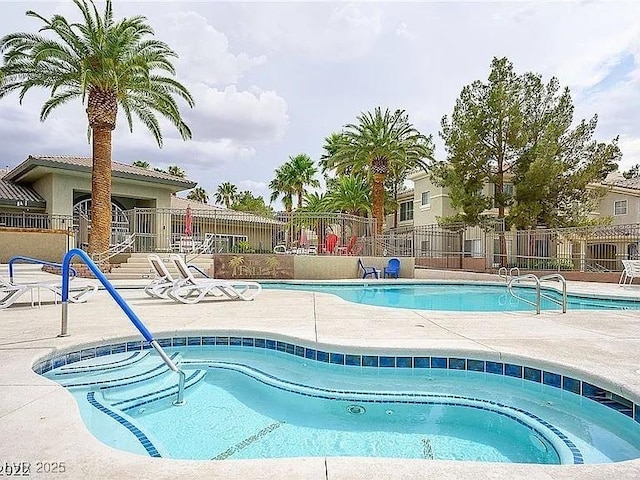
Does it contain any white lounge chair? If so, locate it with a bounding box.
[145,254,178,298]
[619,259,640,285]
[0,276,29,309]
[0,274,97,308]
[167,254,262,304]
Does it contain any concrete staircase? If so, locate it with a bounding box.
[106,253,214,280]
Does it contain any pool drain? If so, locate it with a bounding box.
[346,404,366,415]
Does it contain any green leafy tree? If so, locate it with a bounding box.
[324,107,434,234]
[434,57,620,229]
[187,186,208,203]
[214,182,238,208]
[231,190,274,217]
[623,164,640,179]
[0,0,194,256]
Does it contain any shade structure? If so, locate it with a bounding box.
[184,206,193,236]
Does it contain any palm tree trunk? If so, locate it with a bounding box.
[372,173,385,235]
[88,127,113,256]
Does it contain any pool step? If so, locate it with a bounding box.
[60,353,180,388]
[54,351,151,375]
[109,369,207,412]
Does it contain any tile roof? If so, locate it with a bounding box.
[603,177,640,191]
[5,155,196,188]
[0,178,45,207]
[170,196,282,225]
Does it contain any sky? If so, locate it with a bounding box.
[1,0,640,208]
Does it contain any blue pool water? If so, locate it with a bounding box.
[261,282,640,312]
[40,340,640,464]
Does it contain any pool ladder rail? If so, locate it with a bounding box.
[59,248,187,406]
[506,273,568,314]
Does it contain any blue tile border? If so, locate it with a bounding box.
[86,392,161,458]
[34,336,640,430]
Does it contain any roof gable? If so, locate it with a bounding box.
[5,155,197,190]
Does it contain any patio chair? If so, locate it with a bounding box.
[1,274,97,308]
[145,254,178,298]
[357,258,379,279]
[0,277,29,309]
[619,259,640,285]
[167,254,262,304]
[383,258,401,279]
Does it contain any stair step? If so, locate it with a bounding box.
[54,351,150,375]
[111,369,207,412]
[60,353,180,388]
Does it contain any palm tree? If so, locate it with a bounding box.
[214,182,237,208]
[187,187,208,203]
[269,163,295,212]
[288,154,320,209]
[132,160,150,169]
[324,107,434,234]
[326,175,371,217]
[320,132,346,178]
[166,165,186,178]
[0,0,194,256]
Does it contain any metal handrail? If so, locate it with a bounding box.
[59,248,186,406]
[498,267,508,280]
[187,263,210,278]
[507,273,567,314]
[9,255,77,283]
[507,274,541,314]
[540,273,568,313]
[498,266,521,283]
[94,233,136,263]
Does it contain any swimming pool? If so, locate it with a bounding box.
[37,336,640,464]
[261,282,640,312]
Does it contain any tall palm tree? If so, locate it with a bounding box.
[269,163,295,213]
[324,107,434,234]
[0,0,194,257]
[187,186,208,203]
[214,182,237,208]
[288,153,320,209]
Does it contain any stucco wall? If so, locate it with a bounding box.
[31,171,177,217]
[0,229,71,263]
[211,254,415,280]
[293,256,415,279]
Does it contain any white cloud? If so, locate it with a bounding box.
[187,84,289,144]
[161,11,266,87]
[395,22,413,40]
[237,180,270,199]
[233,3,383,62]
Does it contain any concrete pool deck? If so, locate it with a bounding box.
[1,275,640,479]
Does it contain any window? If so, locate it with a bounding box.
[614,200,628,216]
[494,183,514,208]
[464,239,482,257]
[421,191,431,206]
[399,201,413,222]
